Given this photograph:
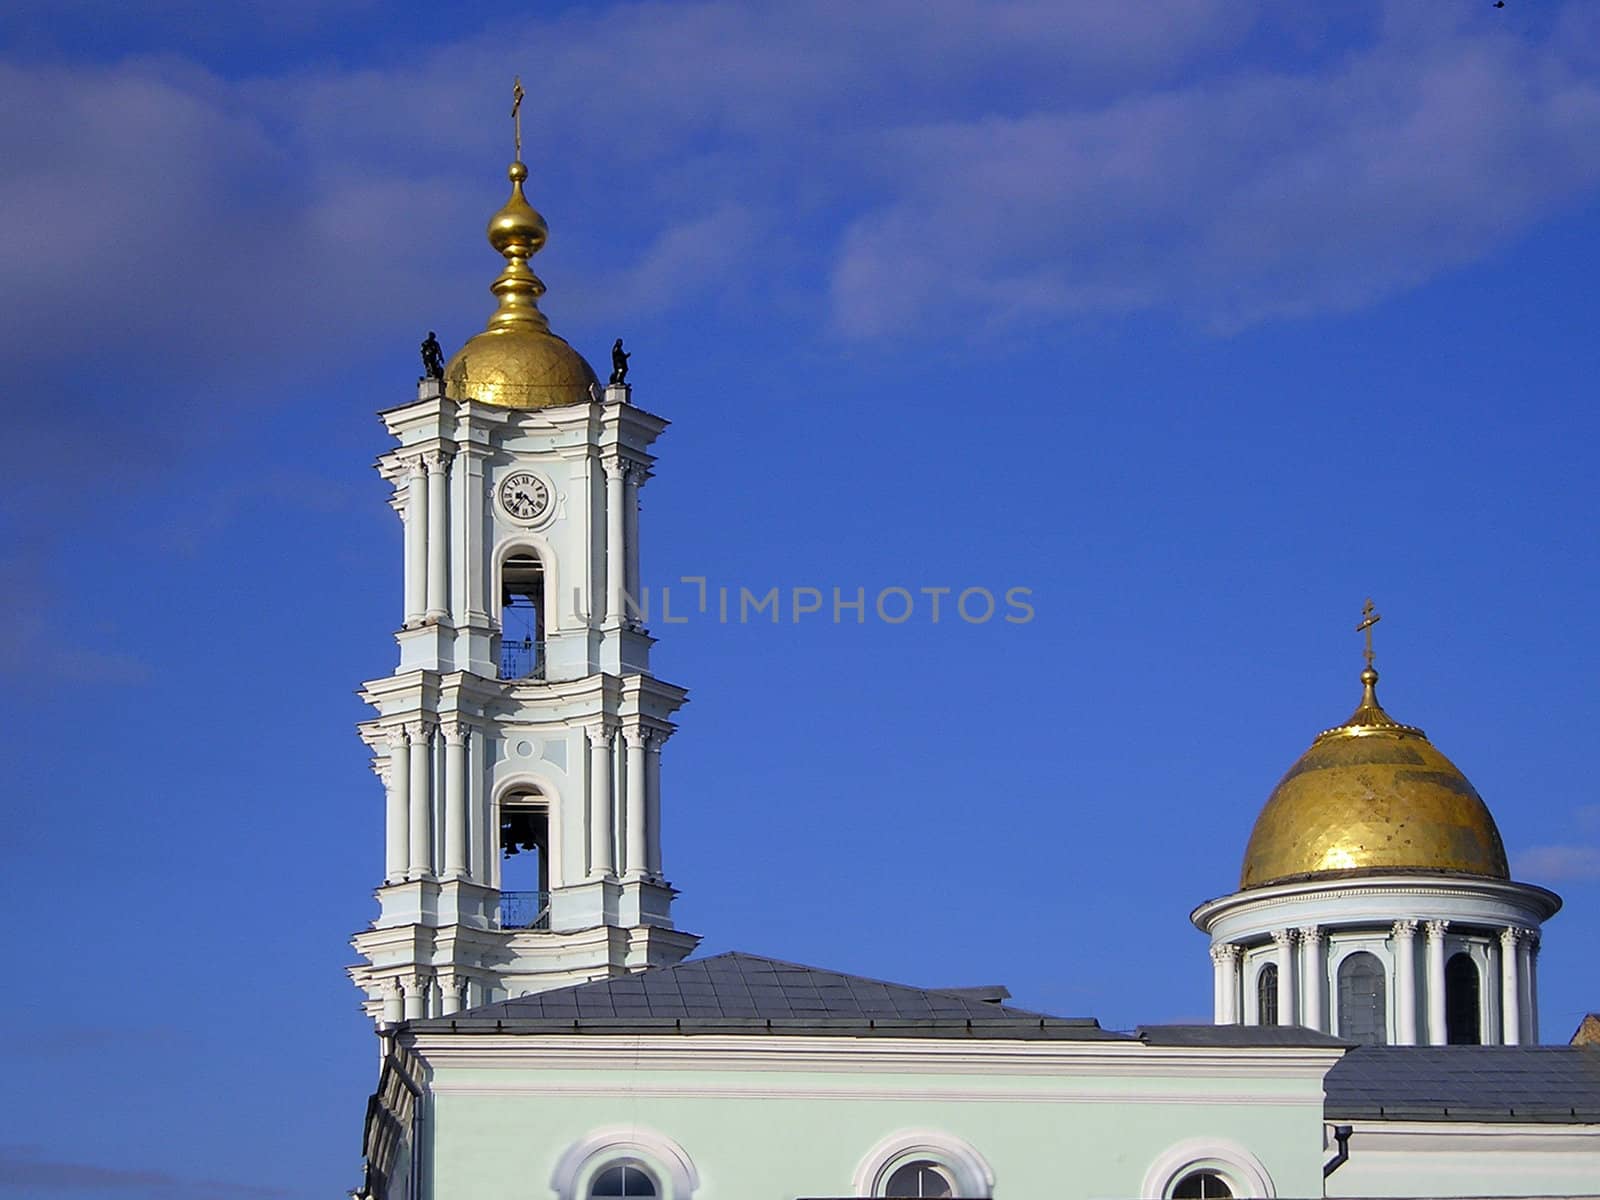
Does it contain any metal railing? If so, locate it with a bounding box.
[499,638,544,682]
[498,890,550,930]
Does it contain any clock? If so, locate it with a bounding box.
[498,471,553,523]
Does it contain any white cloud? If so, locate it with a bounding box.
[1514,844,1600,882]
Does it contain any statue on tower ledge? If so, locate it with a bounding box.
[609,337,630,385]
[420,330,445,381]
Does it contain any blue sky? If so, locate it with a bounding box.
[3,2,1599,1196]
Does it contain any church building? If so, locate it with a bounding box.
[347,124,1600,1200]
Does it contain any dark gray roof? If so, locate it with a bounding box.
[1136,1024,1350,1049]
[1325,1045,1600,1122]
[413,951,1126,1039]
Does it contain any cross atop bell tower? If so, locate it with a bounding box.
[348,114,698,1025]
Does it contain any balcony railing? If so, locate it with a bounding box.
[498,890,550,930]
[499,637,544,682]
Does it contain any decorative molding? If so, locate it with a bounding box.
[1140,1137,1276,1200]
[853,1129,994,1199]
[549,1126,698,1200]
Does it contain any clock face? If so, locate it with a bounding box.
[499,471,552,523]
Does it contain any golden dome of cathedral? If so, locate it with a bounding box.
[1239,664,1509,889]
[443,160,598,410]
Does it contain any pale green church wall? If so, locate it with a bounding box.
[422,1053,1330,1200]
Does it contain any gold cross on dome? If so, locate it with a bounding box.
[1356,597,1382,669]
[512,77,526,159]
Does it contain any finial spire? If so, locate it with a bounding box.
[1356,597,1382,673]
[512,76,526,161]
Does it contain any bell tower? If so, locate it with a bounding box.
[348,124,698,1024]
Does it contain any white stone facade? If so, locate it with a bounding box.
[348,379,698,1022]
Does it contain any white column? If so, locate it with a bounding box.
[1298,926,1325,1032]
[1272,929,1297,1026]
[404,456,427,625]
[1519,932,1538,1043]
[425,450,450,622]
[588,722,615,878]
[407,721,434,880]
[624,462,644,620]
[603,457,626,624]
[1500,927,1522,1045]
[438,973,464,1017]
[1210,943,1240,1024]
[645,730,664,879]
[381,978,403,1024]
[1425,919,1449,1045]
[442,722,469,879]
[384,728,409,884]
[401,974,427,1022]
[1393,919,1420,1045]
[623,726,648,879]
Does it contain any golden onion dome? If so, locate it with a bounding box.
[443,160,598,410]
[1239,665,1509,889]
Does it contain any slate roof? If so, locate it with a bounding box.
[1325,1045,1600,1123]
[412,951,1126,1039]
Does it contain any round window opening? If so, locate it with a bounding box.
[885,1160,955,1198]
[1171,1170,1233,1200]
[590,1163,659,1198]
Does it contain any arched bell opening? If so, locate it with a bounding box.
[500,552,546,681]
[1446,951,1482,1045]
[499,790,550,930]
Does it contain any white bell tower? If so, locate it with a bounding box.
[347,144,699,1023]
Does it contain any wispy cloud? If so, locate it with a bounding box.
[0,1146,288,1199]
[1514,845,1600,883]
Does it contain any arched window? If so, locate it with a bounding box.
[500,553,545,680]
[1446,952,1481,1045]
[498,792,549,929]
[884,1161,955,1198]
[1337,952,1387,1045]
[589,1164,659,1198]
[1172,1171,1233,1199]
[1256,964,1278,1026]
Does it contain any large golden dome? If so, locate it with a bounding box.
[1240,666,1509,889]
[443,160,598,410]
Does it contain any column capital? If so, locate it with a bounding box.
[440,720,471,746]
[602,455,626,479]
[1499,925,1523,949]
[385,725,410,750]
[1209,942,1241,964]
[1424,919,1451,940]
[623,459,651,485]
[1392,918,1420,938]
[1296,925,1324,944]
[404,453,427,477]
[1270,928,1297,947]
[403,719,435,742]
[424,447,453,472]
[589,720,618,746]
[401,971,432,995]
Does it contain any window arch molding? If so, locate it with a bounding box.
[1141,1138,1274,1200]
[491,532,563,630]
[852,1130,993,1198]
[550,1127,698,1200]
